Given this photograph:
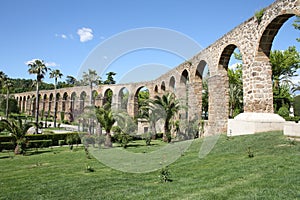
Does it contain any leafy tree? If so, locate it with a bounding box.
[202,78,208,119]
[0,74,13,119]
[82,69,101,105]
[294,95,300,116]
[27,59,49,134]
[0,119,35,154]
[228,64,243,118]
[112,112,137,148]
[103,72,117,85]
[95,103,115,147]
[150,93,180,143]
[138,90,150,118]
[0,98,19,116]
[293,16,300,42]
[270,46,300,111]
[49,69,63,127]
[65,75,77,86]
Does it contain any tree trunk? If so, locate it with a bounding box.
[35,80,39,134]
[14,144,21,155]
[104,131,112,147]
[54,78,57,127]
[5,89,9,119]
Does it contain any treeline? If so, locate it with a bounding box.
[1,71,117,94]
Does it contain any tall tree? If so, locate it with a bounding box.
[293,16,300,42]
[270,46,300,111]
[150,93,180,142]
[3,78,13,119]
[27,59,49,134]
[0,71,7,95]
[95,103,116,147]
[65,75,77,86]
[228,64,243,118]
[49,69,63,127]
[104,72,117,85]
[82,69,101,105]
[201,78,209,119]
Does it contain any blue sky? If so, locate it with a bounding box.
[0,0,299,84]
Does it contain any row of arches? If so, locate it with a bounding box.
[13,1,300,135]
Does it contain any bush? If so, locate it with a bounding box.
[114,132,132,148]
[0,98,20,115]
[142,132,152,146]
[27,140,52,149]
[0,132,83,150]
[285,116,300,123]
[159,167,172,183]
[278,107,289,118]
[0,142,14,151]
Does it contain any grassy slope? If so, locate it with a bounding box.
[0,131,299,200]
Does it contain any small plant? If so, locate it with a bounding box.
[84,146,91,159]
[142,132,152,146]
[255,8,265,24]
[159,167,172,183]
[247,147,254,158]
[85,165,95,173]
[288,138,296,146]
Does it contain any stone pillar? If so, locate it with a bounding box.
[228,61,285,136]
[243,61,273,113]
[127,94,137,117]
[111,93,119,111]
[205,74,229,136]
[189,81,202,121]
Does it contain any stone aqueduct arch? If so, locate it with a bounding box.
[14,0,300,135]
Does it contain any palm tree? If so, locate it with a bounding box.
[82,69,101,105]
[0,119,35,154]
[95,103,115,147]
[3,78,13,119]
[49,69,63,127]
[0,71,7,96]
[150,93,180,142]
[27,59,49,134]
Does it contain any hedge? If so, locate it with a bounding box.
[0,132,83,151]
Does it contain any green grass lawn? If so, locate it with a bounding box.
[0,131,299,200]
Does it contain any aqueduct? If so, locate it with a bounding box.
[13,0,300,135]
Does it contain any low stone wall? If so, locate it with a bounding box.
[284,122,300,137]
[227,113,285,136]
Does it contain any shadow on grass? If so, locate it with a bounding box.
[24,149,53,156]
[0,155,13,159]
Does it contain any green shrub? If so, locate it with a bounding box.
[278,107,289,118]
[58,140,65,146]
[114,132,132,148]
[159,167,172,183]
[27,140,52,149]
[255,8,265,24]
[0,142,14,151]
[285,116,300,122]
[142,132,152,146]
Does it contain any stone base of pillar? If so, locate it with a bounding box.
[227,112,285,136]
[284,122,300,137]
[204,120,228,136]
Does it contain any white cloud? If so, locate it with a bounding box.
[25,59,59,68]
[55,33,68,39]
[25,58,41,65]
[45,62,59,67]
[228,63,240,70]
[77,27,93,42]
